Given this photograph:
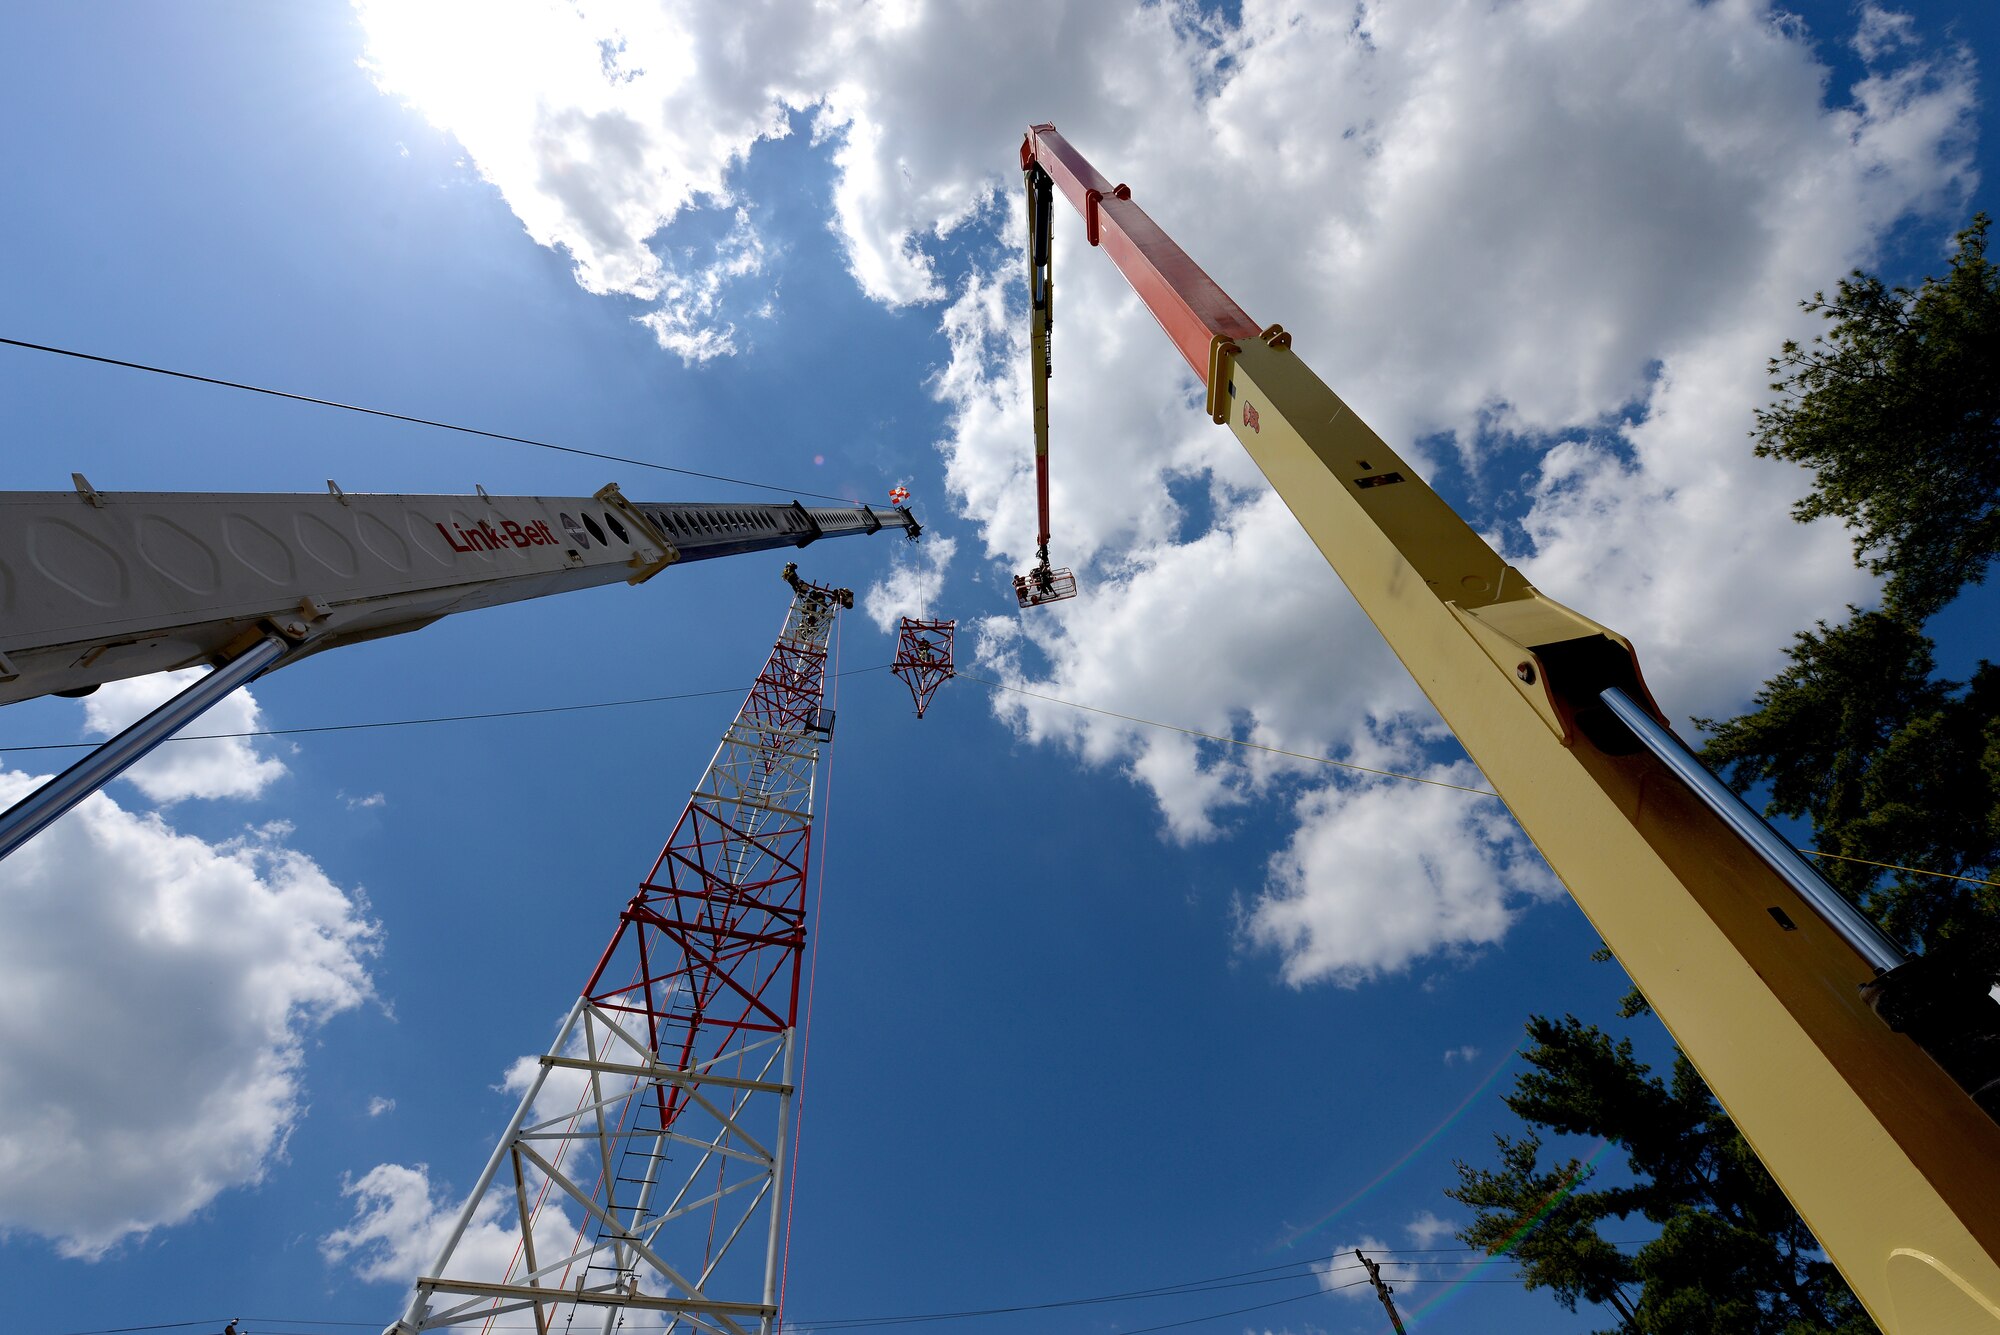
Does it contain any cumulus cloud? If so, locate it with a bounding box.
[82,670,287,804]
[0,768,377,1258]
[326,1014,609,1288]
[1318,1236,1410,1298]
[973,485,1423,842]
[1320,1232,1476,1301]
[1854,4,1918,63]
[862,534,957,630]
[1442,1046,1480,1066]
[322,1160,582,1286]
[354,0,1978,984]
[946,0,1975,981]
[1246,767,1562,986]
[634,206,768,360]
[367,1096,396,1117]
[1405,1208,1458,1248]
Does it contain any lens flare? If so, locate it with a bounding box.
[1399,1137,1616,1329]
[1275,1046,1520,1252]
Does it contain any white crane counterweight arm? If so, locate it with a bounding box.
[0,482,919,707]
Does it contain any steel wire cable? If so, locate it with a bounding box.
[33,1241,1587,1335]
[0,336,862,504]
[785,1251,1553,1332]
[11,339,1988,891]
[6,664,1987,890]
[0,667,895,753]
[951,673,2000,890]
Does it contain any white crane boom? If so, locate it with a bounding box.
[0,478,917,706]
[0,478,917,863]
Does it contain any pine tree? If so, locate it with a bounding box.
[1451,217,2000,1333]
[1754,215,2000,622]
[1448,1015,1874,1335]
[1698,611,2000,964]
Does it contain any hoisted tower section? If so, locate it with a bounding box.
[390,565,852,1335]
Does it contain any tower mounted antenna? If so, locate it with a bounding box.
[388,564,853,1335]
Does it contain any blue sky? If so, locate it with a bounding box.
[2,3,1997,1334]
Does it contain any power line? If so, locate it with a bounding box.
[801,1259,1368,1330]
[35,1245,1554,1335]
[0,335,860,504]
[41,1324,223,1335]
[13,657,1984,894]
[1798,847,2000,889]
[15,661,1985,891]
[1105,1278,1373,1335]
[0,667,891,753]
[956,673,1999,890]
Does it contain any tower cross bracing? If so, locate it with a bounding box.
[392,569,850,1335]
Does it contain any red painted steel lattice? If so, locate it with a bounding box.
[583,572,846,1147]
[892,618,956,718]
[396,573,848,1335]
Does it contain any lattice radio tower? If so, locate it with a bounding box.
[390,563,852,1335]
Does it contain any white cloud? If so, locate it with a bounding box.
[353,0,1978,985]
[321,1160,580,1287]
[1246,767,1562,987]
[326,1015,606,1288]
[82,670,287,804]
[862,534,957,630]
[1321,1224,1472,1303]
[1442,1046,1480,1066]
[1854,4,1918,63]
[1405,1208,1458,1248]
[634,206,768,361]
[343,791,388,811]
[367,1096,396,1117]
[941,0,1975,981]
[1318,1236,1411,1299]
[0,768,377,1258]
[350,1,1217,340]
[972,488,1423,843]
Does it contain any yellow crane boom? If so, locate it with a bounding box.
[1020,121,2000,1332]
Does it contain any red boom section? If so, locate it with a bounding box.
[1022,123,1262,384]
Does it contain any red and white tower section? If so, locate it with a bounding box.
[391,564,851,1335]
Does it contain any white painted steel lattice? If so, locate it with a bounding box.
[390,568,850,1335]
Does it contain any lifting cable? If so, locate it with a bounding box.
[0,336,861,505]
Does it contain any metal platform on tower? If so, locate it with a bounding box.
[388,565,849,1335]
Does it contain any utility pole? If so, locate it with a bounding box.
[1355,1250,1409,1335]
